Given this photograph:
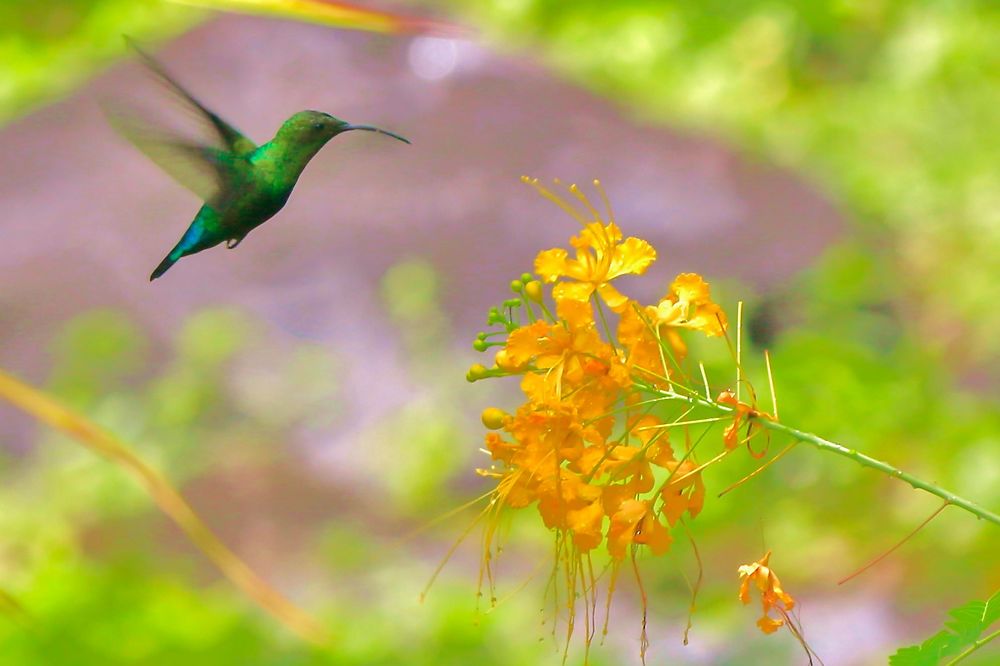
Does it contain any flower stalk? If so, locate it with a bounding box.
[643,384,1000,527]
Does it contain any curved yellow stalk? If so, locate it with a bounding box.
[165,0,466,36]
[0,368,330,647]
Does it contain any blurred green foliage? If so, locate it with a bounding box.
[0,307,618,664]
[0,0,197,122]
[461,0,1000,362]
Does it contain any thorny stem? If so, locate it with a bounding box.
[644,385,1000,528]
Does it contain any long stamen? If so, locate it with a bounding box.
[522,175,591,228]
[593,179,616,225]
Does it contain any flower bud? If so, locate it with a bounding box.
[494,349,518,371]
[466,363,488,382]
[481,407,508,430]
[523,280,543,303]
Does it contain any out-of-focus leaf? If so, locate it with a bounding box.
[984,590,1000,629]
[0,587,30,628]
[889,589,1000,665]
[165,0,467,36]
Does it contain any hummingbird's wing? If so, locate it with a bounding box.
[125,37,257,157]
[107,39,257,206]
[106,109,249,206]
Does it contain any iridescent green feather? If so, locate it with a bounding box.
[107,38,409,280]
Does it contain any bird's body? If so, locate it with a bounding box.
[149,138,297,279]
[110,41,409,280]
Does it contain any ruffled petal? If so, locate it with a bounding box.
[535,248,570,282]
[609,236,657,278]
[670,273,712,305]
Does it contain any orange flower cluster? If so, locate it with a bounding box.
[474,180,727,568]
[463,178,793,659]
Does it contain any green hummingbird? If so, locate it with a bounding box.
[109,40,410,281]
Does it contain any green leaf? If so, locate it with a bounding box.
[890,590,1000,665]
[945,601,987,647]
[982,590,1000,629]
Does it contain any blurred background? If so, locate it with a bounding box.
[1,1,998,664]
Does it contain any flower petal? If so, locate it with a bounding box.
[670,273,712,305]
[609,236,657,278]
[567,500,605,552]
[553,280,596,304]
[596,283,630,312]
[535,248,569,282]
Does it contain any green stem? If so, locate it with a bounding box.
[947,627,1000,665]
[759,420,1000,527]
[645,386,1000,528]
[593,295,617,351]
[537,299,557,323]
[521,291,538,323]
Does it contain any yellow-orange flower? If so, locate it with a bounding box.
[607,499,672,559]
[536,221,656,313]
[617,301,672,381]
[566,499,605,551]
[659,459,706,526]
[616,274,725,381]
[507,321,602,377]
[738,551,796,634]
[536,467,602,530]
[656,273,727,337]
[717,390,774,451]
[504,319,630,420]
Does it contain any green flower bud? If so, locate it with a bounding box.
[466,363,488,382]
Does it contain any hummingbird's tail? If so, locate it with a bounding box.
[149,252,178,281]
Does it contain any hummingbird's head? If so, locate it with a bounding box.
[277,110,410,149]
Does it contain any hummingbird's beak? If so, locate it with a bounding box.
[341,124,411,144]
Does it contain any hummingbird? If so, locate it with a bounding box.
[108,40,410,281]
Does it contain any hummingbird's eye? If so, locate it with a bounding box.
[313,122,325,131]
